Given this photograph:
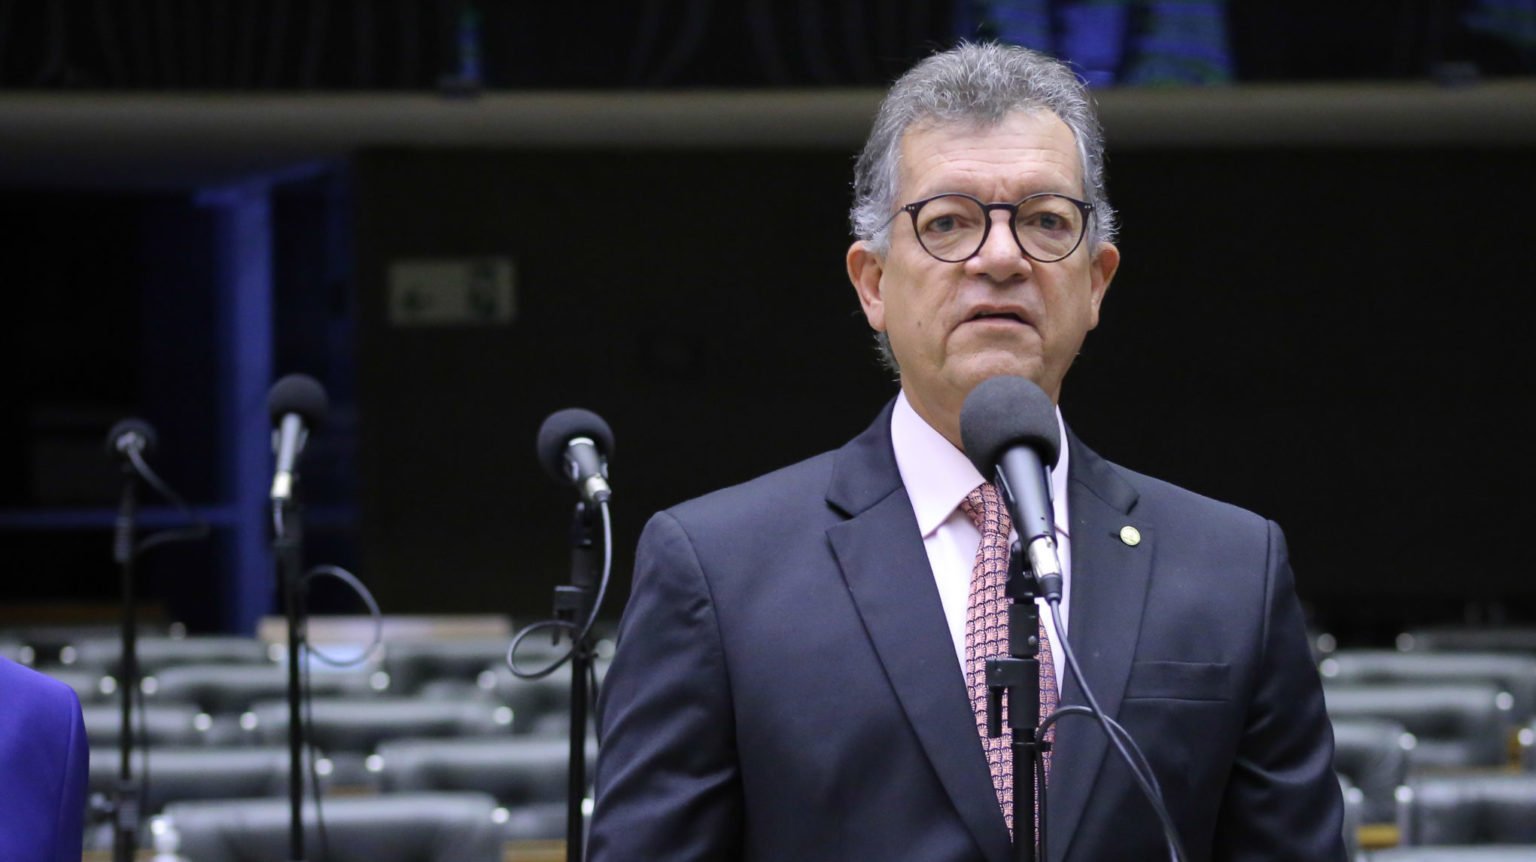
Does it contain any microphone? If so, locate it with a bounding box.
[105,419,157,565]
[537,408,614,505]
[105,418,157,464]
[960,375,1064,601]
[267,374,329,506]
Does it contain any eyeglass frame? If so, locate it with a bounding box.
[880,191,1097,264]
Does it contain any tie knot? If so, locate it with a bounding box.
[960,482,1012,538]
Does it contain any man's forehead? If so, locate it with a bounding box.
[895,108,1082,191]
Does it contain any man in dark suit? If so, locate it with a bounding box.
[590,42,1344,861]
[0,656,89,862]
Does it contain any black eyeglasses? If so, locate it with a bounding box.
[884,192,1095,263]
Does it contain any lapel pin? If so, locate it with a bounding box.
[1119,525,1142,547]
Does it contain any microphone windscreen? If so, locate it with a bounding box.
[105,417,158,457]
[267,374,329,429]
[537,408,615,480]
[960,375,1060,477]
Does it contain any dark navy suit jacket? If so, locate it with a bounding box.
[0,657,89,862]
[591,402,1345,861]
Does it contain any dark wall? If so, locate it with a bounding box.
[353,149,890,624]
[0,177,355,631]
[353,144,1534,640]
[1069,148,1535,639]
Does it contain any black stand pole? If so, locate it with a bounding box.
[274,501,308,862]
[555,502,600,862]
[111,466,140,862]
[986,538,1044,862]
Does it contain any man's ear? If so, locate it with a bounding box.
[1086,241,1120,330]
[847,241,887,333]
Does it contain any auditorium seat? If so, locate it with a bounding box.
[1399,773,1536,846]
[87,747,297,815]
[64,635,271,676]
[476,661,609,735]
[373,736,596,805]
[1323,683,1513,769]
[1365,849,1536,861]
[1339,773,1363,861]
[1398,626,1536,656]
[380,638,523,694]
[498,800,570,842]
[156,792,504,862]
[1,640,34,665]
[1321,650,1536,724]
[2,623,167,666]
[144,664,382,714]
[245,697,513,753]
[81,703,212,747]
[1332,718,1413,824]
[38,667,113,704]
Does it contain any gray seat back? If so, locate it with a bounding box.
[161,792,503,862]
[1331,717,1411,824]
[81,703,212,747]
[375,736,594,804]
[248,697,513,753]
[1402,773,1536,846]
[67,636,271,676]
[1322,650,1536,723]
[88,746,293,814]
[1323,683,1512,768]
[146,664,379,713]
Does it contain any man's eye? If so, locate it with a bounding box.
[928,215,959,233]
[1022,211,1071,233]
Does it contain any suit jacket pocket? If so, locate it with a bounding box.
[1123,660,1231,702]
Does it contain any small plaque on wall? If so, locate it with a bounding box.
[387,257,516,326]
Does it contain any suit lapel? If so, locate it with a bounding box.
[825,402,1014,862]
[1046,431,1153,861]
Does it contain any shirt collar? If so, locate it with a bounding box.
[890,389,1071,539]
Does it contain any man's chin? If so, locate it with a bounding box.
[954,354,1047,393]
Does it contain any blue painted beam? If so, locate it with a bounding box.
[199,181,276,635]
[0,504,355,531]
[0,506,239,530]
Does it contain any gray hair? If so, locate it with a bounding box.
[850,42,1118,372]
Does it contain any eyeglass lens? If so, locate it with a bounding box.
[912,194,1085,263]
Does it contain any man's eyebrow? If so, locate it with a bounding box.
[907,182,1080,202]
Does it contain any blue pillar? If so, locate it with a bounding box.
[200,181,275,635]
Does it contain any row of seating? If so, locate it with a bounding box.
[0,625,598,857]
[105,759,1536,860]
[82,698,518,749]
[1316,636,1536,858]
[13,623,1536,859]
[88,736,592,813]
[31,657,598,736]
[146,792,556,862]
[22,633,586,691]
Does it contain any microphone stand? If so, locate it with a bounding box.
[273,497,308,862]
[111,462,141,862]
[553,501,600,862]
[986,538,1044,862]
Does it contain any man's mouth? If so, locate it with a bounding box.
[968,310,1027,324]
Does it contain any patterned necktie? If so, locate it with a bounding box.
[960,482,1059,836]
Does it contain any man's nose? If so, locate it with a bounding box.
[965,211,1030,282]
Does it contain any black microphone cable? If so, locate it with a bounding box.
[121,444,210,557]
[295,563,386,862]
[505,498,615,681]
[1035,600,1189,862]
